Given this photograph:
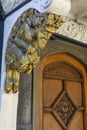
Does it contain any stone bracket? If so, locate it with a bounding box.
[5,9,63,93]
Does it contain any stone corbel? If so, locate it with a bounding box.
[5,9,63,93]
[4,0,71,93]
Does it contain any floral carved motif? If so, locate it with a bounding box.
[53,91,76,125]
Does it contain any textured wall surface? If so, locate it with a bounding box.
[0,93,18,130]
[57,18,87,44]
[1,0,26,13]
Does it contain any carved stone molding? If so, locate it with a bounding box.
[5,9,63,93]
[57,17,87,44]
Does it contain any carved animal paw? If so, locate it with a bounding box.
[5,70,19,93]
[12,81,19,93]
[5,81,13,93]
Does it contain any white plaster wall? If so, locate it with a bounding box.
[0,93,18,130]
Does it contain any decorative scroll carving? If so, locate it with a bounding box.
[1,0,71,15]
[1,0,26,13]
[5,9,63,93]
[53,91,76,125]
[1,0,52,14]
[44,62,82,80]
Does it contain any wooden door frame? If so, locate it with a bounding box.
[40,53,87,130]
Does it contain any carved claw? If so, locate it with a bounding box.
[5,82,13,93]
[12,81,19,93]
[5,70,19,93]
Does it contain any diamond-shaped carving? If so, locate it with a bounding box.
[53,91,76,125]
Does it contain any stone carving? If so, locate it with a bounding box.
[1,0,71,15]
[57,17,87,43]
[1,0,26,13]
[5,9,63,93]
[2,0,87,44]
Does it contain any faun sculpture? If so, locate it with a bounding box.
[5,9,63,93]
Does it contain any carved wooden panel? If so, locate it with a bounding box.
[43,62,82,81]
[42,62,84,130]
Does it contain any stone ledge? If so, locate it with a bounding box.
[57,17,87,44]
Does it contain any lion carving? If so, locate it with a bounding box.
[5,9,63,93]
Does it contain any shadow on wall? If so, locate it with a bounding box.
[68,0,87,25]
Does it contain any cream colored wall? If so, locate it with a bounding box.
[0,93,18,130]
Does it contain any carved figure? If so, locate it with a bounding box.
[5,9,63,93]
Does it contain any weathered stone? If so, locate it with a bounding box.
[17,73,32,130]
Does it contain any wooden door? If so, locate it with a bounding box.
[42,62,84,130]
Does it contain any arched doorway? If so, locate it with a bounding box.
[40,53,87,130]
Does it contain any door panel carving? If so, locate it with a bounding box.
[41,61,84,130]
